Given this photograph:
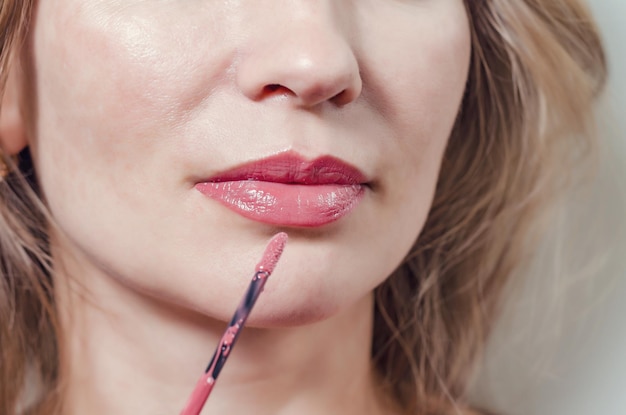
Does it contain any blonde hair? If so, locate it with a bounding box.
[373,1,606,413]
[0,1,606,414]
[1,1,63,413]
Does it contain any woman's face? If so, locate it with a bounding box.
[25,0,470,324]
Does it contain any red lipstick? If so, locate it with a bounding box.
[195,152,367,227]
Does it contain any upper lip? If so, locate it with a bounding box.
[203,151,369,185]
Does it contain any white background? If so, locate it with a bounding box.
[470,1,626,414]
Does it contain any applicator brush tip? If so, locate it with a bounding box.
[255,232,288,274]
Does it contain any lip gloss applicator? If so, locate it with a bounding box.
[179,232,288,415]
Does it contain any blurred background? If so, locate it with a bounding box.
[470,1,626,414]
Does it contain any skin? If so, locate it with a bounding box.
[1,1,471,414]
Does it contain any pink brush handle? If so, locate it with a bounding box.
[180,373,215,415]
[178,232,288,415]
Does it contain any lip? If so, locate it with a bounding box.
[195,152,368,227]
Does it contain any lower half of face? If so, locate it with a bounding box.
[27,0,471,326]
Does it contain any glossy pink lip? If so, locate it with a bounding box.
[195,152,368,227]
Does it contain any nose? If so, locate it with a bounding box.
[236,5,362,109]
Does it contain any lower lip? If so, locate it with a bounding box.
[195,181,365,227]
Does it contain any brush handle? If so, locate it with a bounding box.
[203,271,268,378]
[179,272,268,415]
[179,232,287,415]
[179,373,215,415]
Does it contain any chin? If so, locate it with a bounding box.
[245,300,344,329]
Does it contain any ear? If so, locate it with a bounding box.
[0,64,28,155]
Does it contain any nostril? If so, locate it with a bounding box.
[331,88,358,107]
[331,90,348,105]
[261,84,294,98]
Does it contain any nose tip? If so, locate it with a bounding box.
[236,29,362,108]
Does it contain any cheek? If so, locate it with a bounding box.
[360,5,470,261]
[28,2,233,211]
[365,4,471,191]
[385,10,470,140]
[31,1,231,162]
[399,29,470,179]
